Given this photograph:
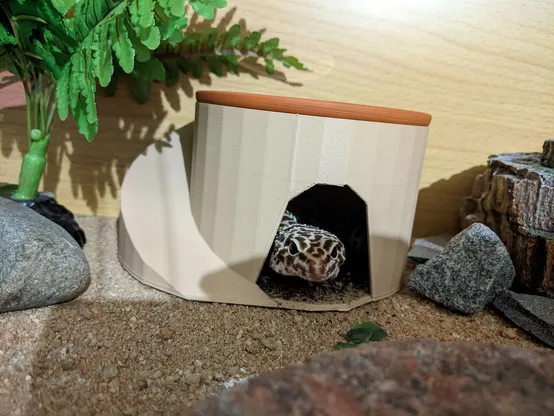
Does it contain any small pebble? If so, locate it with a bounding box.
[501,327,518,339]
[167,374,180,383]
[109,380,120,393]
[102,362,118,379]
[183,372,201,385]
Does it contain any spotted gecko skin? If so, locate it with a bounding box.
[268,210,346,282]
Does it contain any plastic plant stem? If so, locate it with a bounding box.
[10,71,56,202]
[11,129,51,201]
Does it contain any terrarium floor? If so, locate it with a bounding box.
[0,215,544,415]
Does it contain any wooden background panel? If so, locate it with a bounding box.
[0,0,553,237]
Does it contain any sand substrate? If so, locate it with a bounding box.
[0,216,545,415]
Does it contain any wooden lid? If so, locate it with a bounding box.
[196,91,432,127]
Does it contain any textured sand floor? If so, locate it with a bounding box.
[0,215,545,415]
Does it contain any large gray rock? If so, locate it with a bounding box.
[183,340,554,415]
[0,197,90,313]
[408,223,515,314]
[494,290,554,348]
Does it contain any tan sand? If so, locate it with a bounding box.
[0,216,544,415]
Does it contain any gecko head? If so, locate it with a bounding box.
[270,225,346,282]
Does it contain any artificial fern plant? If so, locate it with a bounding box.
[0,0,306,202]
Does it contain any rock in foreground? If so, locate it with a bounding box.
[494,290,554,348]
[0,197,90,313]
[408,223,515,314]
[184,339,554,415]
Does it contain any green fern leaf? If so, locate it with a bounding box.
[158,14,188,41]
[74,0,110,41]
[283,56,306,70]
[109,17,135,73]
[56,64,71,121]
[196,0,227,7]
[188,0,216,20]
[224,24,242,48]
[0,24,16,46]
[260,38,279,54]
[50,0,76,15]
[168,0,186,16]
[93,26,114,87]
[188,0,229,18]
[9,0,76,54]
[130,0,155,27]
[264,58,275,75]
[68,55,82,110]
[32,40,63,79]
[72,100,98,141]
[222,54,238,74]
[136,25,161,49]
[155,0,184,17]
[56,0,128,141]
[82,44,98,124]
[242,31,261,50]
[126,21,152,62]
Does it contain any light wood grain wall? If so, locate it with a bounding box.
[1,0,553,237]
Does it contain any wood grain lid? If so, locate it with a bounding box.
[196,91,432,127]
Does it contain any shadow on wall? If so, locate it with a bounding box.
[412,165,487,238]
[0,7,299,214]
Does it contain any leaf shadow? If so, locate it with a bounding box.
[0,71,20,89]
[160,7,302,113]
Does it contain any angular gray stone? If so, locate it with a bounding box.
[494,290,554,348]
[408,223,515,314]
[0,197,91,313]
[407,234,454,263]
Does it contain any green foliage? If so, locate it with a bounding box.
[115,23,308,104]
[189,0,227,20]
[0,0,307,142]
[335,321,388,349]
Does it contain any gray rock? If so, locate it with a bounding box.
[494,290,554,348]
[0,197,90,313]
[408,223,515,314]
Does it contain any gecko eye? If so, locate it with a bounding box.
[330,246,338,259]
[287,240,300,256]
